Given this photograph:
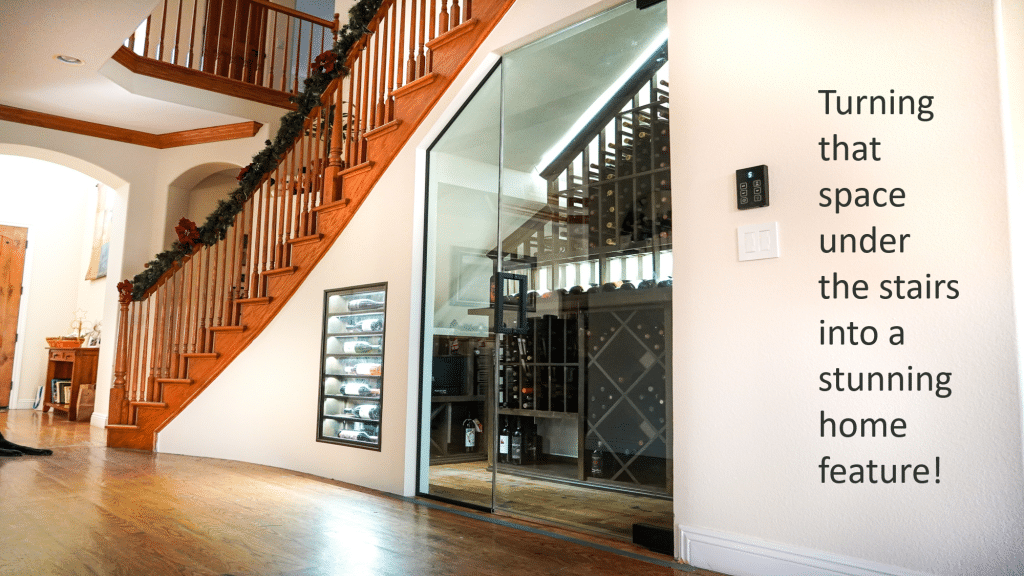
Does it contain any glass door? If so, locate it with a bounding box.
[419,1,672,540]
[493,1,672,536]
[418,66,502,509]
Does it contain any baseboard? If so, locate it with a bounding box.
[16,399,37,410]
[90,412,108,428]
[679,526,934,576]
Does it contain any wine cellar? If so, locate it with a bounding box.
[426,44,672,498]
[419,1,673,539]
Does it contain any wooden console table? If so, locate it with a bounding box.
[42,347,99,421]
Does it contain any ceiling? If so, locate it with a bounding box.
[0,0,334,135]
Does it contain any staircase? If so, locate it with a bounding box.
[106,0,517,450]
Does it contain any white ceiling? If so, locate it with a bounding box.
[0,0,268,134]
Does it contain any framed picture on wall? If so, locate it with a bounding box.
[86,184,113,280]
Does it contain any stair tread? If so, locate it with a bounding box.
[181,352,219,359]
[288,234,324,246]
[391,72,441,98]
[208,325,246,332]
[105,424,139,430]
[426,18,479,49]
[236,297,272,305]
[130,401,168,407]
[365,120,402,140]
[155,378,194,384]
[262,266,298,277]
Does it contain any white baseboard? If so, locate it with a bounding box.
[90,412,107,428]
[679,526,934,576]
[15,399,37,410]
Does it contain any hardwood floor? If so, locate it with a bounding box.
[428,461,673,537]
[0,410,730,576]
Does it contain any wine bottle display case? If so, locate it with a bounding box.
[318,283,387,450]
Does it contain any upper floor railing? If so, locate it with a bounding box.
[126,0,339,97]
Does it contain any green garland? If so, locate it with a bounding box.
[130,0,384,300]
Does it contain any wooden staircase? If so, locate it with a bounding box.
[106,0,517,450]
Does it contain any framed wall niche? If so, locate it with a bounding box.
[318,282,388,450]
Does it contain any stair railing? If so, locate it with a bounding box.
[109,80,339,425]
[336,0,473,172]
[109,0,477,427]
[125,0,340,96]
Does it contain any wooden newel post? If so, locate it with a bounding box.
[325,74,348,203]
[110,280,133,425]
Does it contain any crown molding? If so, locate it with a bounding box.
[0,105,262,149]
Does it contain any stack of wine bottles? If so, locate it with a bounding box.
[319,284,388,449]
[498,315,579,413]
[497,415,542,466]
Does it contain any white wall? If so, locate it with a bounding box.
[670,0,1024,574]
[0,156,93,407]
[0,121,269,423]
[157,0,1024,574]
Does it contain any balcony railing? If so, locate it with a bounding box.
[125,0,339,97]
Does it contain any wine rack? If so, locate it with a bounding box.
[490,55,672,495]
[318,283,387,450]
[498,314,580,418]
[583,288,671,492]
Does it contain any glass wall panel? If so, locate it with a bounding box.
[495,1,672,535]
[418,67,502,508]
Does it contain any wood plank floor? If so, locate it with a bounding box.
[429,461,673,537]
[0,410,730,576]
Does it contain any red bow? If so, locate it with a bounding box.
[117,280,134,303]
[174,218,200,248]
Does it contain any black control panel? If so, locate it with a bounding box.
[736,165,769,210]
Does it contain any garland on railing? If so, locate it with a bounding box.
[129,0,385,300]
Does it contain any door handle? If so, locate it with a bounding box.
[494,272,528,335]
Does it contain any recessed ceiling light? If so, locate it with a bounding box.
[54,54,84,66]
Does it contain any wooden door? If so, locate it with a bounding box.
[0,225,28,408]
[203,0,268,83]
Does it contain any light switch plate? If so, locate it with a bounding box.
[737,222,780,261]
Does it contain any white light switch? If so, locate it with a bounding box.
[738,222,780,261]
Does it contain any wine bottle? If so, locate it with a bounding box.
[511,419,523,465]
[498,369,506,408]
[338,429,371,442]
[341,382,380,396]
[499,419,510,463]
[344,362,382,376]
[591,441,606,478]
[463,418,477,452]
[346,318,383,332]
[346,298,384,311]
[342,341,382,354]
[344,404,380,420]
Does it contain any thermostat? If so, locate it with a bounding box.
[736,165,769,210]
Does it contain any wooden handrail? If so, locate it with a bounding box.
[250,0,337,30]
